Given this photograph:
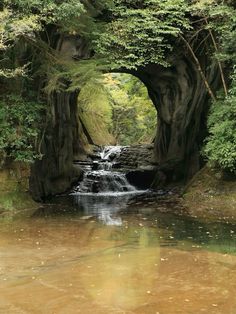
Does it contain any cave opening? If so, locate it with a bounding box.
[76,72,157,150]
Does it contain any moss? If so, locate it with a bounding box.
[182,165,236,223]
[0,162,38,214]
[0,191,37,212]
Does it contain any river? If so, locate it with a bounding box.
[0,147,236,313]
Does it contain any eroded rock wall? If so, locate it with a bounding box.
[136,56,220,181]
[30,92,82,200]
[30,36,92,201]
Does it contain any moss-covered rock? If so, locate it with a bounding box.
[0,162,38,214]
[183,165,236,223]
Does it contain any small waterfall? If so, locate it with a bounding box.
[74,146,135,195]
[77,171,136,194]
[100,146,122,161]
[71,146,146,225]
[97,161,113,171]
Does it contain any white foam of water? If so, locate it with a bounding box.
[100,146,122,160]
[76,170,137,194]
[71,190,147,197]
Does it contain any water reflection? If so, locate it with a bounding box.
[73,193,136,226]
[1,209,236,313]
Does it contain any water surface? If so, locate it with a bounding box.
[1,196,236,314]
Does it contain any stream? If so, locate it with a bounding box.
[1,146,236,313]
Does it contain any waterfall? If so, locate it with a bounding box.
[77,171,136,194]
[73,146,136,195]
[71,146,146,225]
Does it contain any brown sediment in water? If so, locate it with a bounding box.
[1,213,236,314]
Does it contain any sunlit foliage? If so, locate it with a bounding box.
[77,73,156,146]
[104,73,156,145]
[95,0,191,69]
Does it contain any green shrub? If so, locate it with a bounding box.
[204,72,236,173]
[0,94,44,163]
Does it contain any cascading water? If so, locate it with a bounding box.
[78,171,136,194]
[100,145,122,160]
[71,146,146,225]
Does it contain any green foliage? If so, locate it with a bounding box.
[0,94,44,162]
[94,0,191,69]
[104,73,157,145]
[45,58,110,94]
[3,0,85,30]
[77,73,156,146]
[0,0,91,79]
[0,7,41,78]
[203,71,236,173]
[77,80,114,145]
[190,0,236,64]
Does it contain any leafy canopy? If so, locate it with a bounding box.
[95,0,191,69]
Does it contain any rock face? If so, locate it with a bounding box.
[30,92,83,201]
[113,144,155,169]
[135,57,220,181]
[112,144,157,189]
[30,36,92,201]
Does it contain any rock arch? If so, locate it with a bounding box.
[30,36,220,200]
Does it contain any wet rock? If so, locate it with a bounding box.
[113,144,155,170]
